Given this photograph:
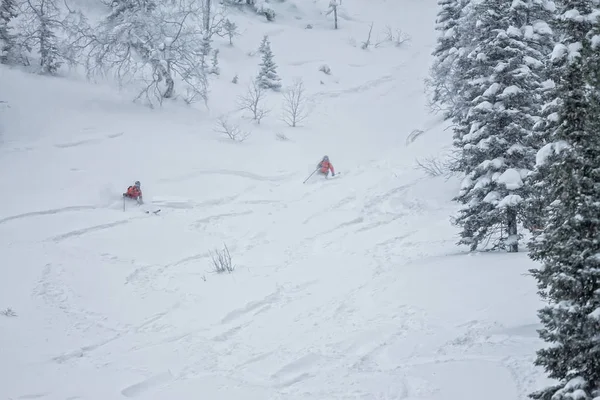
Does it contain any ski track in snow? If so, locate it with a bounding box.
[48,219,133,242]
[159,169,294,183]
[0,205,98,225]
[120,371,174,398]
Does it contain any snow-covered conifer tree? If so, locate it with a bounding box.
[210,49,219,75]
[452,0,549,252]
[256,36,281,90]
[527,0,600,399]
[520,0,559,232]
[428,0,465,115]
[258,34,268,54]
[0,0,18,64]
[223,19,238,45]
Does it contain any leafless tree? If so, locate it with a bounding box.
[237,80,269,123]
[202,0,227,40]
[78,1,209,107]
[326,0,338,29]
[282,78,308,127]
[19,0,63,73]
[361,22,374,50]
[214,115,250,142]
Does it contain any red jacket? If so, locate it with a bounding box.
[318,160,334,174]
[126,186,142,198]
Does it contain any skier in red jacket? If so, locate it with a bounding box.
[123,181,143,204]
[317,155,335,177]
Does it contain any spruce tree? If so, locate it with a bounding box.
[429,0,465,116]
[516,0,558,232]
[0,0,17,65]
[452,0,547,252]
[527,0,600,399]
[256,37,281,90]
[258,34,268,55]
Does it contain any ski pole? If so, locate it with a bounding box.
[303,168,318,184]
[123,196,125,211]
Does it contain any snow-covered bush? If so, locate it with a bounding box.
[275,132,289,141]
[1,307,16,317]
[319,64,331,75]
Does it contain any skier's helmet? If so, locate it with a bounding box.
[323,155,329,161]
[134,181,141,187]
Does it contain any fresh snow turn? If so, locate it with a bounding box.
[0,0,551,399]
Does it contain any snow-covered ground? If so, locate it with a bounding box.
[0,0,552,399]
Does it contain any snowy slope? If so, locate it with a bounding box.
[0,0,551,399]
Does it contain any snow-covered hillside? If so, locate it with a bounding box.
[1,0,551,399]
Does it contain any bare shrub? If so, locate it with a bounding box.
[214,116,250,142]
[237,80,270,123]
[1,308,17,317]
[381,26,411,47]
[282,79,308,127]
[210,244,234,273]
[414,155,456,180]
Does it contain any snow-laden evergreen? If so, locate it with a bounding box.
[0,0,17,64]
[527,0,600,399]
[429,0,465,116]
[451,0,549,252]
[522,0,559,232]
[256,36,281,90]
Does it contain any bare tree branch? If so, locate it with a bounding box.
[214,115,250,142]
[237,80,269,123]
[281,78,308,127]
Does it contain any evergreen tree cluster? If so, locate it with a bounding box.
[430,1,599,399]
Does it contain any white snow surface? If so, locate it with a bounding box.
[0,0,551,399]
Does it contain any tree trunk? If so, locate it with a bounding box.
[506,208,518,253]
[204,0,211,33]
[333,6,338,29]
